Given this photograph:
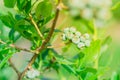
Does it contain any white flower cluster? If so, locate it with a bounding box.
[26,69,40,79]
[62,27,91,49]
[68,0,112,27]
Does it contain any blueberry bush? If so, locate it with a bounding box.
[0,0,120,80]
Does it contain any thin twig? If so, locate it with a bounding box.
[29,14,44,40]
[0,40,35,53]
[18,0,61,79]
[9,59,20,76]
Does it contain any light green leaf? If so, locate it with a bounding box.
[81,40,101,66]
[102,36,112,46]
[35,0,53,18]
[112,2,120,10]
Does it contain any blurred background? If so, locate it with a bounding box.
[0,0,120,80]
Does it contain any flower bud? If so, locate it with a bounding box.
[77,42,85,48]
[84,33,90,39]
[69,27,76,33]
[75,31,81,36]
[85,40,91,47]
[72,36,80,44]
[62,34,66,41]
[65,32,74,39]
[80,36,86,42]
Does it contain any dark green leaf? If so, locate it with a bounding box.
[17,0,28,11]
[0,49,9,55]
[9,28,15,42]
[25,0,31,14]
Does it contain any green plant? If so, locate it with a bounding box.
[0,0,119,80]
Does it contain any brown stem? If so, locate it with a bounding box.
[9,59,20,76]
[18,0,61,79]
[18,54,38,80]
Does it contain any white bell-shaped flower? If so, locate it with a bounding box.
[69,27,76,33]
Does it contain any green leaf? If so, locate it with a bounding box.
[35,0,53,18]
[9,28,21,42]
[17,0,28,11]
[14,19,40,41]
[61,64,77,75]
[25,0,31,14]
[82,19,94,34]
[77,67,97,74]
[3,0,16,8]
[112,1,120,20]
[51,49,74,65]
[9,28,15,42]
[0,49,9,60]
[111,72,119,80]
[0,52,14,69]
[0,49,9,55]
[112,2,120,10]
[102,36,112,46]
[81,40,101,66]
[0,12,16,28]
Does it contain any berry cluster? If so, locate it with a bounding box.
[62,27,91,49]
